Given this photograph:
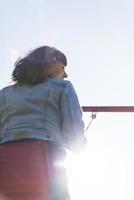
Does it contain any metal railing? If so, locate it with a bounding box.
[82,106,134,112]
[82,106,134,131]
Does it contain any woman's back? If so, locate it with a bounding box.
[0,78,84,149]
[0,78,64,143]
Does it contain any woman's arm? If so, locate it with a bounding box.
[60,81,87,152]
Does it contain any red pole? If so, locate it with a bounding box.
[82,106,134,112]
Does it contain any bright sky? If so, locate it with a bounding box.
[1,0,134,199]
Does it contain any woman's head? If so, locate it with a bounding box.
[12,46,67,85]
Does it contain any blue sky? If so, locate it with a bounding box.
[1,1,134,199]
[1,0,134,105]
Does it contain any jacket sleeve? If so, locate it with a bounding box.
[0,90,3,132]
[60,81,87,152]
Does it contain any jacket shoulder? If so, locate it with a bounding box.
[0,85,13,93]
[49,78,73,89]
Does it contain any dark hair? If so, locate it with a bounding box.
[12,46,67,85]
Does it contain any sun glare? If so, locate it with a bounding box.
[65,140,128,200]
[65,147,92,200]
[65,112,130,200]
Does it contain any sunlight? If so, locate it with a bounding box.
[66,149,92,200]
[65,111,131,200]
[66,142,127,200]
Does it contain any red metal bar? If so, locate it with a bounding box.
[82,106,134,112]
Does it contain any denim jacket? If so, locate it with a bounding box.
[0,78,86,150]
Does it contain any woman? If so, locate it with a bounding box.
[0,46,87,200]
